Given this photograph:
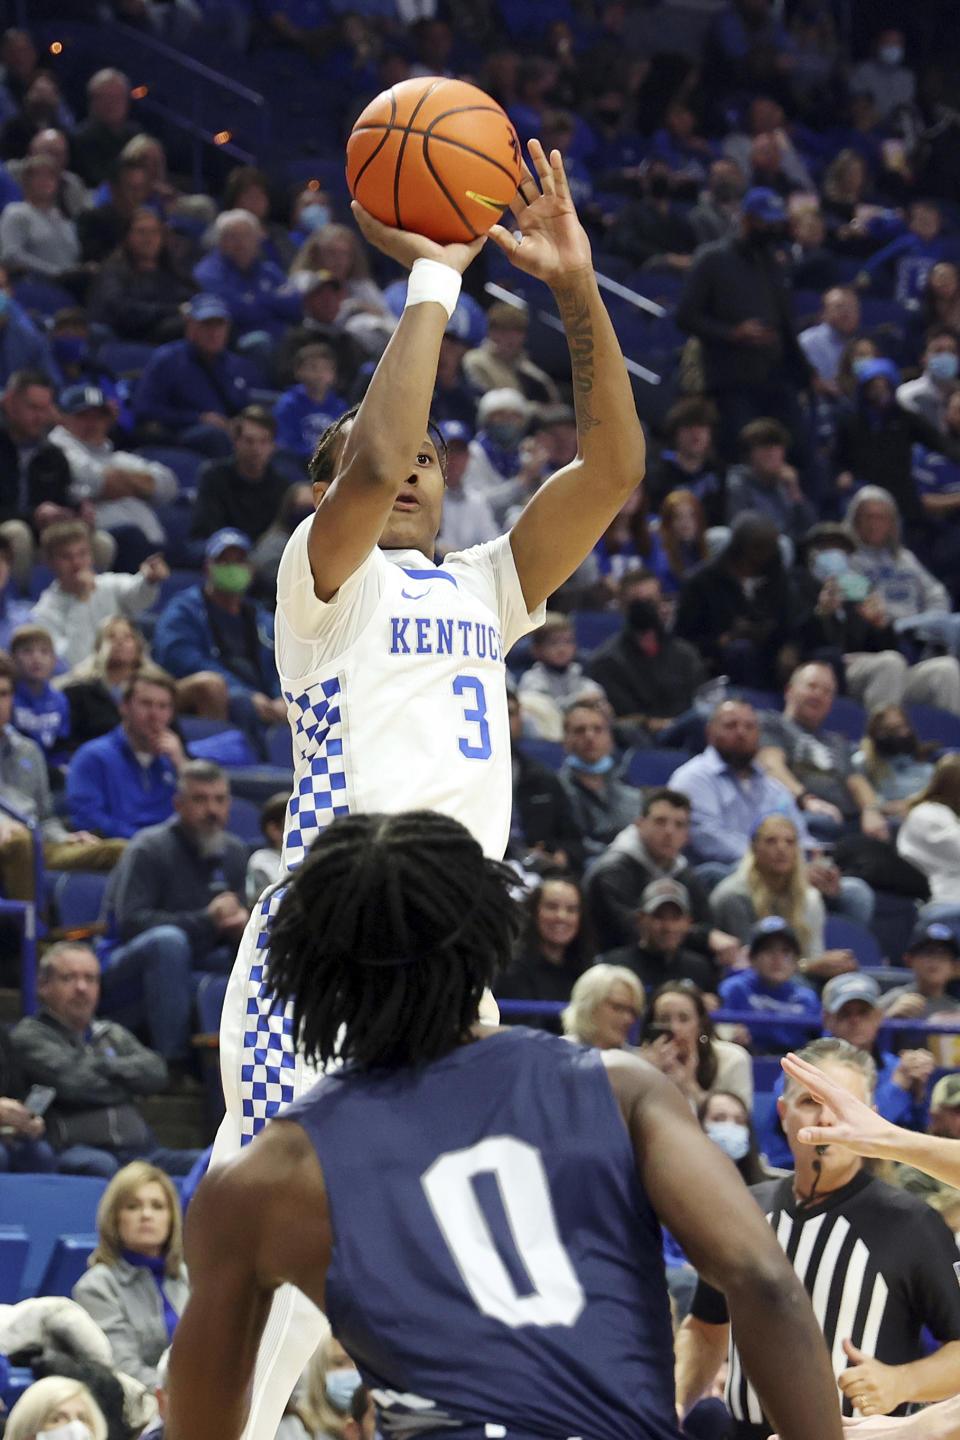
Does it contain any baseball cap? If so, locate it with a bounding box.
[748,915,800,956]
[59,384,110,415]
[906,920,960,958]
[741,187,787,224]
[204,527,252,561]
[931,1074,960,1111]
[437,419,473,447]
[822,972,881,1013]
[640,878,691,915]
[187,293,231,322]
[855,356,901,389]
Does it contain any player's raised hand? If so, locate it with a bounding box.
[780,1052,896,1157]
[350,200,486,275]
[487,139,592,289]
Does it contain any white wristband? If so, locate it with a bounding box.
[404,257,462,320]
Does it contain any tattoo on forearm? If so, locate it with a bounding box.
[556,289,600,433]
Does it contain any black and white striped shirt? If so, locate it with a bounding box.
[691,1170,960,1436]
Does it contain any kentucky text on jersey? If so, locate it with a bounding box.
[389,615,504,661]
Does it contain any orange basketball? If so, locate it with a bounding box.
[346,76,522,245]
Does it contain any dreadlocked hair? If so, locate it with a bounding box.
[265,810,521,1072]
[307,408,448,485]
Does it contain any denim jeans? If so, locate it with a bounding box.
[57,1143,202,1178]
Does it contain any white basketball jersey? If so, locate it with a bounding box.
[274,522,545,866]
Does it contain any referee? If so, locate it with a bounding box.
[675,1038,960,1436]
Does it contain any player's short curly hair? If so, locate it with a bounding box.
[308,407,448,485]
[266,810,521,1070]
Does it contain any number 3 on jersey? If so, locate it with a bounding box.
[421,1135,585,1328]
[453,674,491,760]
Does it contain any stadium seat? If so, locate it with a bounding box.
[52,871,108,937]
[625,749,691,788]
[229,767,296,806]
[197,972,229,1034]
[518,738,564,772]
[0,1175,106,1300]
[570,610,622,654]
[871,890,921,963]
[227,794,265,844]
[154,569,201,610]
[730,686,783,713]
[136,446,206,491]
[13,279,75,318]
[179,716,233,745]
[36,1234,98,1298]
[824,694,867,740]
[751,1056,782,1092]
[823,915,883,968]
[96,340,157,378]
[266,724,293,769]
[907,703,960,750]
[0,1226,28,1304]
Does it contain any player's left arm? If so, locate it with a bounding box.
[490,142,646,612]
[165,1121,332,1440]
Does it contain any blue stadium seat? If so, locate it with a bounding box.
[571,610,622,654]
[824,694,867,740]
[823,915,883,968]
[0,1226,28,1304]
[13,279,75,318]
[625,748,691,788]
[52,871,108,935]
[37,1234,97,1298]
[751,1056,782,1093]
[730,686,783,713]
[907,703,960,750]
[518,738,564,772]
[96,340,157,377]
[229,768,295,806]
[136,446,206,491]
[179,716,233,745]
[227,794,264,843]
[0,1175,106,1300]
[265,724,293,769]
[197,972,229,1034]
[871,890,921,963]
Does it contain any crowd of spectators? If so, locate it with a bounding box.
[2,0,960,1433]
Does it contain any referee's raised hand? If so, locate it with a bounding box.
[780,1052,900,1158]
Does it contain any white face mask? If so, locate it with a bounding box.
[41,1422,94,1440]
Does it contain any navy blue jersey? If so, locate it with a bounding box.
[284,1028,681,1440]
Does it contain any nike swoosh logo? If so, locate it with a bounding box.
[465,189,512,211]
[401,589,429,600]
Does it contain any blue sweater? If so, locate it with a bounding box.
[192,252,302,339]
[153,584,280,700]
[273,384,348,456]
[12,682,70,758]
[66,726,177,838]
[719,968,821,1053]
[132,339,251,430]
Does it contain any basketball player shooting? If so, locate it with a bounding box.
[211,138,648,1440]
[170,811,844,1440]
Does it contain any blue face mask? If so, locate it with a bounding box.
[299,203,330,233]
[879,44,903,66]
[810,548,850,581]
[928,352,959,383]
[566,753,615,776]
[326,1367,362,1412]
[705,1120,751,1162]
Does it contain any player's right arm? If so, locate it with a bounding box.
[165,1121,332,1440]
[306,217,484,601]
[782,1051,960,1185]
[604,1053,844,1440]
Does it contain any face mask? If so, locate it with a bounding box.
[626,599,664,637]
[810,548,850,581]
[299,203,330,233]
[41,1423,94,1440]
[705,1120,751,1163]
[928,352,959,382]
[485,420,525,449]
[851,355,873,377]
[326,1367,362,1412]
[209,562,252,593]
[566,753,615,776]
[880,44,903,66]
[873,733,915,756]
[53,335,89,366]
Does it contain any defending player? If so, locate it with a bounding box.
[212,139,647,1440]
[169,811,844,1440]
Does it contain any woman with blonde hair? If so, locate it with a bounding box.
[898,754,960,921]
[283,1332,362,1439]
[289,222,387,316]
[561,963,645,1049]
[72,1162,189,1388]
[709,814,824,957]
[4,1375,108,1440]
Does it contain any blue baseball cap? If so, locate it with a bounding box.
[907,920,959,957]
[855,356,901,388]
[59,383,110,414]
[188,293,231,322]
[749,915,800,955]
[741,187,787,224]
[437,419,473,447]
[204,527,251,561]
